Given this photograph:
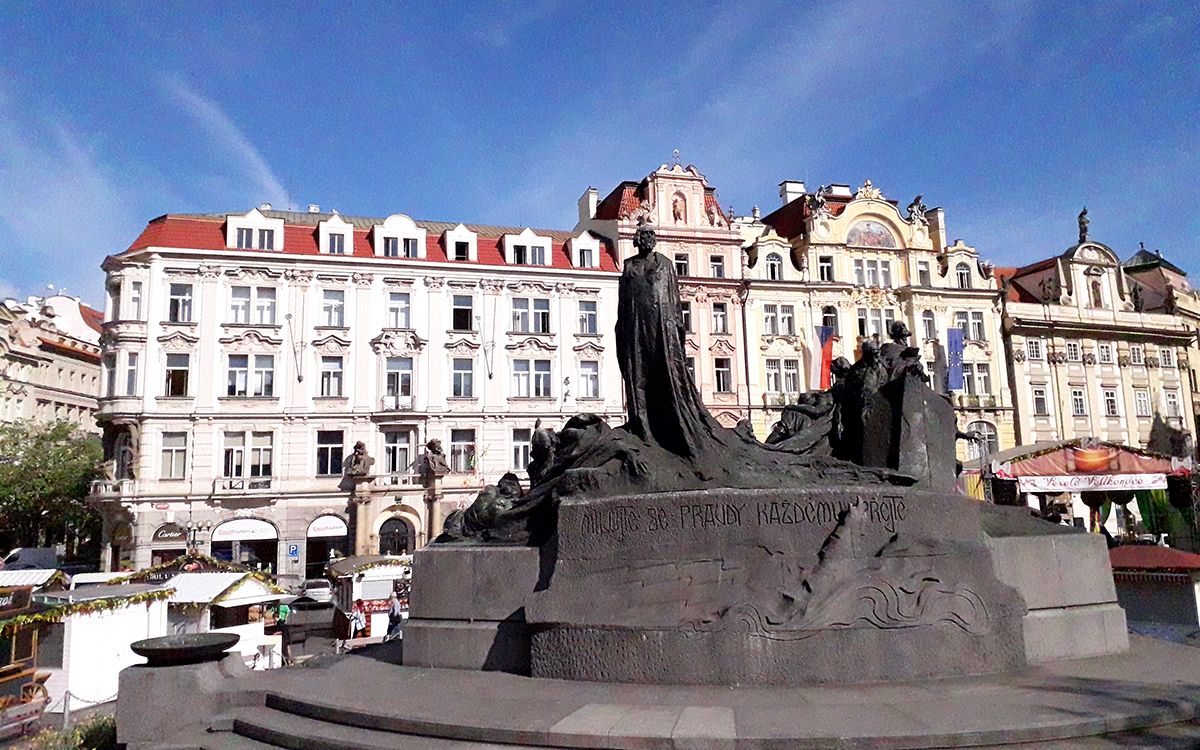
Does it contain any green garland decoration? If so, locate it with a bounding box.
[341,558,412,575]
[0,588,174,637]
[110,553,285,594]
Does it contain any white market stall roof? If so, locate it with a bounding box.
[0,568,65,589]
[165,572,286,608]
[327,555,412,580]
[70,571,126,588]
[37,583,168,605]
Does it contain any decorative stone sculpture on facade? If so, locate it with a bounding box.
[343,441,375,477]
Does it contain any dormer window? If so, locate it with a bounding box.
[569,231,601,268]
[373,215,425,260]
[329,233,346,255]
[579,246,594,267]
[226,208,285,252]
[259,229,274,250]
[512,245,528,264]
[444,224,478,262]
[454,242,470,261]
[237,228,254,249]
[502,228,552,266]
[955,263,972,289]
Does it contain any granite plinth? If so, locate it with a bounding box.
[526,487,1027,685]
[403,545,539,673]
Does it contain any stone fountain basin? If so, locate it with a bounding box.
[132,633,240,666]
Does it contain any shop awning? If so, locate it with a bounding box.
[165,572,285,608]
[987,439,1191,493]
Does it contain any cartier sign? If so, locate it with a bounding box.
[152,523,187,544]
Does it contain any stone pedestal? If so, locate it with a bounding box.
[403,546,540,674]
[348,475,375,555]
[526,487,1028,685]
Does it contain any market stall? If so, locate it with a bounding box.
[163,571,287,669]
[328,555,411,642]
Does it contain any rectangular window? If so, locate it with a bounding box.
[164,353,189,397]
[1066,340,1081,362]
[1098,342,1114,364]
[452,295,473,331]
[1103,388,1119,417]
[253,354,274,397]
[765,358,781,393]
[511,244,528,264]
[328,233,346,254]
[384,431,411,474]
[783,360,800,393]
[227,354,249,396]
[104,354,116,398]
[387,292,411,328]
[975,363,992,395]
[579,360,599,398]
[686,357,696,380]
[254,287,276,324]
[533,360,552,397]
[1033,386,1049,416]
[712,302,728,334]
[881,261,892,288]
[1071,388,1087,417]
[1130,344,1145,365]
[383,236,399,257]
[223,431,245,478]
[1026,338,1044,361]
[385,357,413,399]
[258,228,274,250]
[454,241,470,261]
[532,298,550,333]
[511,359,530,398]
[578,246,594,267]
[316,431,343,476]
[1135,388,1151,418]
[236,227,253,249]
[866,260,879,287]
[674,254,689,277]
[168,283,193,323]
[714,358,732,392]
[320,356,344,397]
[124,352,138,397]
[530,245,546,265]
[322,289,345,327]
[917,261,931,286]
[710,255,725,279]
[818,256,834,282]
[450,429,476,472]
[250,432,273,476]
[780,305,795,335]
[1162,348,1176,368]
[763,304,778,335]
[229,286,251,324]
[1166,390,1181,418]
[512,298,530,333]
[578,300,597,334]
[130,281,143,320]
[922,312,937,342]
[955,311,970,338]
[403,238,418,258]
[854,259,865,286]
[452,358,474,397]
[512,429,532,472]
[161,432,187,479]
[962,363,977,396]
[970,312,986,342]
[681,302,692,333]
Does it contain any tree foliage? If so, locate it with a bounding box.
[0,420,103,555]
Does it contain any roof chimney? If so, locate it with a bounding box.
[578,187,598,224]
[307,204,320,214]
[259,202,272,211]
[779,180,806,207]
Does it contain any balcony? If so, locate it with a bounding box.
[89,479,135,500]
[762,393,795,407]
[213,477,274,493]
[956,394,999,409]
[375,473,423,488]
[379,395,414,411]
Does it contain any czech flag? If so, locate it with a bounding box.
[811,325,836,390]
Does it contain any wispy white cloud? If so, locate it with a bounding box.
[0,83,139,305]
[161,75,290,208]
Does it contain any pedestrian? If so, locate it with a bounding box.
[387,592,403,636]
[351,599,367,639]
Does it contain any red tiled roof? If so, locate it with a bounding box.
[594,181,643,221]
[124,215,619,272]
[1110,545,1200,572]
[760,195,850,239]
[80,304,104,333]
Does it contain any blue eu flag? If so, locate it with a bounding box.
[946,328,965,390]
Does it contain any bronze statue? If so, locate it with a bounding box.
[421,438,450,480]
[1078,207,1089,243]
[343,441,375,477]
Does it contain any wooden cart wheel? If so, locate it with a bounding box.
[21,683,49,703]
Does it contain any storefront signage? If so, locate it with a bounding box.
[0,587,32,617]
[211,518,278,542]
[111,523,133,545]
[1017,473,1168,493]
[307,515,348,538]
[152,523,187,544]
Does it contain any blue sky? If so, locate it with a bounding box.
[0,2,1196,305]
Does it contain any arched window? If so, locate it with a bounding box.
[964,420,999,460]
[922,310,937,341]
[955,263,972,290]
[765,253,783,281]
[379,517,416,556]
[821,306,838,334]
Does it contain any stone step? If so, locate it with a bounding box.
[229,706,531,750]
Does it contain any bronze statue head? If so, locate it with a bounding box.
[426,438,443,453]
[633,216,656,256]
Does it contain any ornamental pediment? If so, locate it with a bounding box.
[219,329,283,351]
[572,341,605,358]
[444,337,481,356]
[382,276,416,289]
[156,330,199,351]
[505,336,557,354]
[370,329,426,356]
[709,338,737,356]
[508,280,556,295]
[849,288,897,308]
[225,267,282,283]
[312,334,351,354]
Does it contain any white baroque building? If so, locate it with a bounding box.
[91,206,623,584]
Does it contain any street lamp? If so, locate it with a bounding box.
[185,519,212,554]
